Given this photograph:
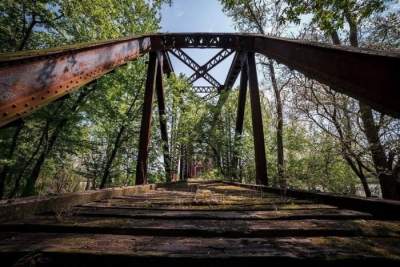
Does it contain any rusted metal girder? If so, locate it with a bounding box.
[136,52,158,185]
[224,51,247,90]
[0,36,151,127]
[169,48,222,89]
[232,65,248,179]
[1,33,399,128]
[252,36,400,117]
[156,53,172,183]
[161,51,174,75]
[247,52,268,186]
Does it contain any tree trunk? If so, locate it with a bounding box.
[0,121,24,198]
[22,88,92,196]
[18,15,37,51]
[22,118,66,196]
[344,15,400,200]
[268,60,285,189]
[100,125,126,188]
[8,127,47,198]
[100,87,140,189]
[359,102,399,199]
[179,145,185,181]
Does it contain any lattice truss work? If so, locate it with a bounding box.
[168,48,236,94]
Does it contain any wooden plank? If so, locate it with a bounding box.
[105,196,314,205]
[0,233,399,263]
[1,181,400,265]
[76,203,339,211]
[226,182,400,219]
[71,206,371,220]
[77,202,316,211]
[0,184,156,222]
[4,217,398,238]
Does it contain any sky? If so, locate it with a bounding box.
[160,0,238,88]
[161,0,234,33]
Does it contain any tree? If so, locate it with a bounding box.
[282,0,400,199]
[0,0,166,197]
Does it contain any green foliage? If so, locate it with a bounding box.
[0,0,165,197]
[281,0,386,36]
[219,0,399,197]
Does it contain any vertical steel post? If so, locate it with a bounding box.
[156,55,173,183]
[232,65,248,180]
[135,52,158,185]
[247,52,268,186]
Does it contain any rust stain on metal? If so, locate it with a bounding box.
[0,37,151,127]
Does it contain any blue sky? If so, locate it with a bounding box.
[160,0,238,88]
[161,0,234,33]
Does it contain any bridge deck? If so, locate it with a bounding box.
[1,181,400,266]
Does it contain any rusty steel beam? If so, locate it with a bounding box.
[223,51,247,91]
[232,65,248,179]
[0,36,151,127]
[136,52,158,185]
[188,49,234,84]
[252,36,400,117]
[156,53,172,183]
[247,52,268,186]
[162,51,174,75]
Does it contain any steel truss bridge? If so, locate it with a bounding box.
[1,32,399,186]
[0,32,400,265]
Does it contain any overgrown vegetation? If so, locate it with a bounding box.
[0,0,399,200]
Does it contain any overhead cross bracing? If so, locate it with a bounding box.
[168,48,235,93]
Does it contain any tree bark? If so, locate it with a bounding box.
[268,60,285,189]
[0,121,24,198]
[344,14,400,200]
[22,88,92,196]
[359,102,399,199]
[22,120,64,196]
[18,15,37,51]
[100,125,126,189]
[100,86,141,189]
[8,126,47,198]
